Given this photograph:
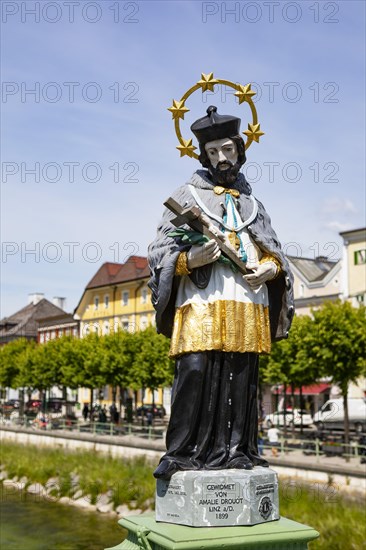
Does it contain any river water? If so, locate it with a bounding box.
[0,487,126,550]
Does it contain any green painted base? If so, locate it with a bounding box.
[106,514,319,550]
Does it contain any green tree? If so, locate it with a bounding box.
[133,327,174,405]
[307,301,366,451]
[263,315,320,433]
[102,330,133,408]
[14,340,39,401]
[80,334,107,413]
[0,338,29,390]
[31,339,64,394]
[0,339,37,413]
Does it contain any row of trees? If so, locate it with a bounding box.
[1,301,365,441]
[261,301,366,447]
[0,327,174,414]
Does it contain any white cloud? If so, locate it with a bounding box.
[322,198,357,214]
[323,221,354,232]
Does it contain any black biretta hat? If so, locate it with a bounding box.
[190,105,241,145]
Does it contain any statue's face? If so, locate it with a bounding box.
[204,138,238,169]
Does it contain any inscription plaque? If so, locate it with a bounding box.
[156,467,279,527]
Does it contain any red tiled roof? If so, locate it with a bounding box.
[86,256,149,289]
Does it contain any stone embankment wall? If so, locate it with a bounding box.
[0,426,163,459]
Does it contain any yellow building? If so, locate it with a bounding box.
[340,227,366,307]
[339,228,366,398]
[74,256,155,337]
[74,256,163,409]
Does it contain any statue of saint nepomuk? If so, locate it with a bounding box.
[148,105,294,480]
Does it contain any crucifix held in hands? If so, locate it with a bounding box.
[164,196,250,275]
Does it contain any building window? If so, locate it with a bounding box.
[122,291,129,306]
[40,333,45,343]
[122,320,129,331]
[355,294,365,304]
[140,316,148,330]
[354,249,366,265]
[59,328,63,337]
[73,327,78,337]
[104,295,109,309]
[92,323,101,335]
[141,288,148,304]
[299,283,305,298]
[51,330,56,340]
[94,296,99,310]
[103,322,110,335]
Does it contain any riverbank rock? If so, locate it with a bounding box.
[59,496,71,505]
[70,472,80,484]
[27,483,45,496]
[45,477,60,496]
[116,504,142,517]
[97,502,114,514]
[96,493,110,506]
[72,489,83,500]
[73,495,95,510]
[116,504,130,516]
[142,497,154,510]
[3,479,16,486]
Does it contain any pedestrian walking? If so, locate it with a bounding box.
[267,426,280,457]
[82,403,89,422]
[146,410,153,428]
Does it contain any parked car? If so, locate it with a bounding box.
[265,408,313,429]
[136,404,166,419]
[5,399,20,409]
[24,399,42,415]
[313,398,366,433]
[0,400,19,415]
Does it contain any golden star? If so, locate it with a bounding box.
[197,72,219,92]
[167,99,189,120]
[176,139,197,158]
[243,123,265,143]
[234,83,256,105]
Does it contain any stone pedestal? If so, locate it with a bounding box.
[106,514,319,550]
[156,467,279,527]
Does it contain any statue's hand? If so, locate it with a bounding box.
[243,262,277,289]
[187,240,221,270]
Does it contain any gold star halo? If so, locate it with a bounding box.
[176,138,197,158]
[168,99,189,120]
[234,83,256,105]
[169,72,264,159]
[197,72,219,92]
[243,123,265,143]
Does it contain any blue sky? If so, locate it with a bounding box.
[1,0,365,317]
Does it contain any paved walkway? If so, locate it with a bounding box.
[264,448,365,478]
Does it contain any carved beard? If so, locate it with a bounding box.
[207,160,242,186]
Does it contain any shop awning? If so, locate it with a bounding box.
[272,383,331,395]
